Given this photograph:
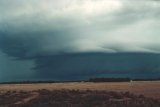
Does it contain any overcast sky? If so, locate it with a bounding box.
[0,0,160,82]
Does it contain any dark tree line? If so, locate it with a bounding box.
[87,78,131,82]
[0,77,160,84]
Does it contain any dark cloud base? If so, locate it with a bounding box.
[32,52,160,81]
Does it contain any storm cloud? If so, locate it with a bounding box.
[0,0,160,81]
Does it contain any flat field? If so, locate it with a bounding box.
[0,81,160,107]
[0,81,160,99]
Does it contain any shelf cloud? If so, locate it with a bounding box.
[0,0,160,81]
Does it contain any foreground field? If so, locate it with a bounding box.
[0,90,160,107]
[0,81,160,107]
[0,81,160,99]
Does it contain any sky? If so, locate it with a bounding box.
[0,0,160,82]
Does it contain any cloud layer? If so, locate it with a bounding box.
[0,0,160,58]
[0,0,160,81]
[33,53,160,80]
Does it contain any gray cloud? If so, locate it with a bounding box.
[33,53,160,80]
[0,51,35,82]
[0,0,160,57]
[0,0,160,81]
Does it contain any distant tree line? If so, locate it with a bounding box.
[87,78,131,82]
[87,77,160,82]
[0,81,57,84]
[0,77,160,84]
[133,78,160,81]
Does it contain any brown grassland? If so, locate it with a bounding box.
[0,81,160,99]
[0,81,160,107]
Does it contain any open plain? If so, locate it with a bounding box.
[0,81,160,99]
[0,81,160,107]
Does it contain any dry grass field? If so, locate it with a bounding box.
[0,81,160,107]
[0,81,160,100]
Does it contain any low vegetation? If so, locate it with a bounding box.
[87,78,131,82]
[1,78,160,84]
[0,89,160,107]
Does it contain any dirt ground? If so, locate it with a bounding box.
[0,81,160,100]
